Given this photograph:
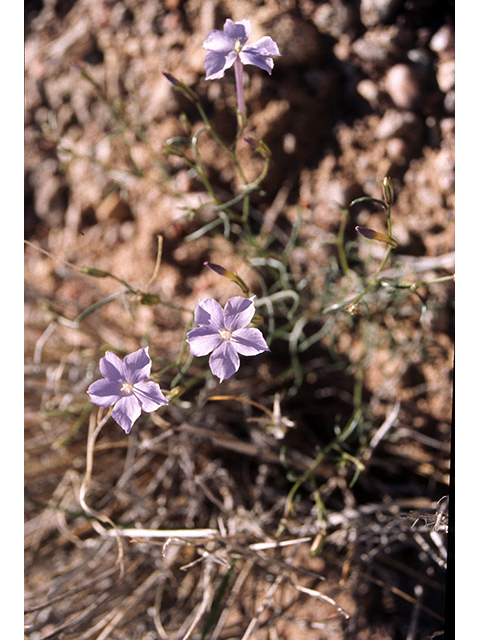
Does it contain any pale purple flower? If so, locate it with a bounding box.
[202,19,280,115]
[186,296,270,382]
[202,19,280,80]
[87,348,168,434]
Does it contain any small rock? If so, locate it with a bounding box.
[385,136,409,162]
[375,109,423,141]
[360,0,403,27]
[96,191,133,222]
[444,90,454,113]
[32,170,68,226]
[351,37,389,66]
[356,78,380,106]
[350,25,405,68]
[384,63,422,110]
[312,2,359,39]
[436,59,455,94]
[265,14,326,66]
[416,186,443,211]
[433,148,455,194]
[430,24,455,56]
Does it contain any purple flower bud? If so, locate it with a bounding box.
[162,72,181,87]
[204,261,227,276]
[355,226,399,248]
[355,226,377,240]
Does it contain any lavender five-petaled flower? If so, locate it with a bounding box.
[186,297,270,382]
[202,19,280,80]
[87,348,168,434]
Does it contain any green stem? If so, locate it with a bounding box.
[410,274,455,289]
[386,202,393,237]
[283,406,364,517]
[194,101,248,183]
[342,246,393,311]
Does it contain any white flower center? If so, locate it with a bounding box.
[234,39,242,54]
[219,328,232,341]
[121,381,134,394]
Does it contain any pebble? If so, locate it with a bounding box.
[350,25,405,68]
[430,24,455,56]
[96,192,133,222]
[356,78,380,106]
[359,0,403,27]
[436,59,455,94]
[443,90,454,113]
[351,37,389,65]
[375,109,423,141]
[385,136,409,162]
[266,14,325,66]
[384,63,422,110]
[312,2,358,39]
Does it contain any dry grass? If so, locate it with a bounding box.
[25,295,450,638]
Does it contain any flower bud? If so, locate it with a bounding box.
[355,226,399,249]
[162,72,181,87]
[137,293,161,305]
[355,226,377,240]
[80,266,111,278]
[204,262,227,277]
[382,176,394,206]
[243,136,271,158]
[204,262,250,295]
[162,72,199,102]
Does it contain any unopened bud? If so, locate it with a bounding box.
[355,226,398,249]
[382,176,394,206]
[137,293,161,305]
[162,72,199,102]
[162,72,181,87]
[204,262,227,277]
[355,226,377,240]
[243,136,271,158]
[80,266,111,278]
[204,261,250,295]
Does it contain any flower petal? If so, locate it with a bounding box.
[243,36,281,58]
[133,380,168,412]
[202,28,235,52]
[123,347,151,384]
[223,296,255,331]
[99,351,125,383]
[223,19,251,45]
[203,50,238,80]
[194,298,225,329]
[87,378,122,407]
[240,51,272,74]
[231,327,270,356]
[209,342,240,382]
[187,326,223,356]
[240,37,280,74]
[112,395,142,434]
